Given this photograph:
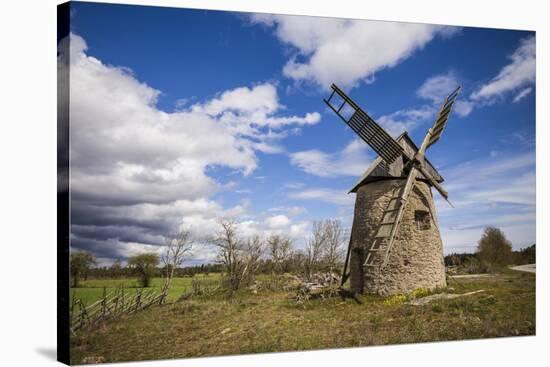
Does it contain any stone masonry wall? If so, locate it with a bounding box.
[349,179,446,295]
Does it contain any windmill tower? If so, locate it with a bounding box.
[324,84,461,295]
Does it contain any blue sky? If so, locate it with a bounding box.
[64,2,535,265]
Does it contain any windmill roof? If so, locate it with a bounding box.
[349,132,444,194]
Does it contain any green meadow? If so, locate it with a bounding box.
[70,273,222,305]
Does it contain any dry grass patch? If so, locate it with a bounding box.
[71,271,535,364]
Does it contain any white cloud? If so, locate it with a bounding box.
[235,216,309,245]
[417,72,459,103]
[471,36,535,102]
[513,87,533,103]
[377,105,436,137]
[268,205,307,217]
[435,149,535,253]
[500,131,535,148]
[251,14,456,89]
[453,100,474,117]
[191,83,321,131]
[416,72,473,118]
[289,139,372,177]
[375,72,472,138]
[412,36,535,123]
[288,188,354,206]
[61,33,321,263]
[265,214,291,229]
[65,33,321,205]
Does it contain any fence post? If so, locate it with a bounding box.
[101,286,107,319]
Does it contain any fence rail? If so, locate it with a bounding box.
[70,287,164,333]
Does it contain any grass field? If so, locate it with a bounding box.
[70,274,222,305]
[71,270,535,364]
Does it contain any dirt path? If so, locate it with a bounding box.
[449,274,494,279]
[510,264,536,273]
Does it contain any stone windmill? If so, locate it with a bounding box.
[324,84,461,295]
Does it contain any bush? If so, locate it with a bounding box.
[410,288,430,299]
[128,253,159,287]
[477,227,513,269]
[383,294,408,306]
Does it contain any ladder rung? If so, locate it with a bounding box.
[384,208,400,212]
[380,221,395,226]
[368,248,385,252]
[364,263,378,267]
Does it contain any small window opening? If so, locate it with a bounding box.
[415,210,431,230]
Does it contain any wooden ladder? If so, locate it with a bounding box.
[363,178,413,269]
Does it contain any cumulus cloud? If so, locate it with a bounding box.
[250,14,456,89]
[471,36,535,102]
[61,33,320,262]
[265,214,291,229]
[190,83,321,131]
[290,139,372,177]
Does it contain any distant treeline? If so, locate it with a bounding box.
[75,225,534,287]
[86,255,344,280]
[445,243,535,274]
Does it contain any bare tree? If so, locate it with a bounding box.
[322,219,346,274]
[210,219,244,290]
[304,221,327,280]
[240,235,266,285]
[210,219,266,290]
[267,235,293,274]
[161,227,194,301]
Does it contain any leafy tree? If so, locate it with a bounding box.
[70,251,96,288]
[128,253,159,287]
[477,227,513,270]
[517,244,536,264]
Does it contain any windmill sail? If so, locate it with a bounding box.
[426,85,461,149]
[324,84,404,165]
[367,86,461,267]
[325,83,461,277]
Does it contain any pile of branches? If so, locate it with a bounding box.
[294,272,343,303]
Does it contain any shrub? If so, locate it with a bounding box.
[410,288,430,299]
[128,253,159,287]
[477,227,513,270]
[383,294,408,306]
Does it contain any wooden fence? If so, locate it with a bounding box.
[70,287,164,333]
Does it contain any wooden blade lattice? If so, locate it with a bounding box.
[426,85,461,149]
[324,84,404,165]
